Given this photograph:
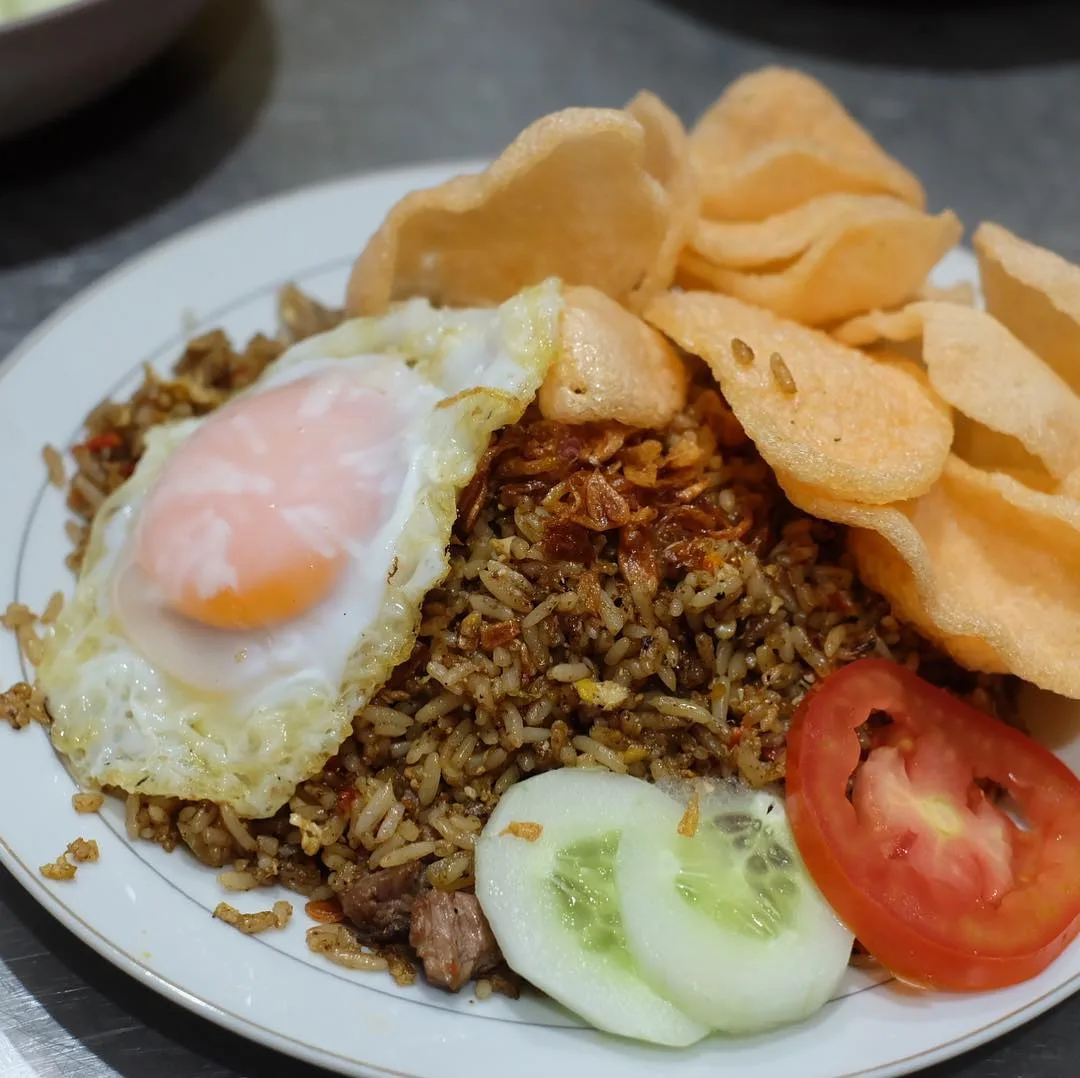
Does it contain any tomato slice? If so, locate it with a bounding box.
[786,658,1080,991]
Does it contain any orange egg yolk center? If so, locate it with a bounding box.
[134,370,399,631]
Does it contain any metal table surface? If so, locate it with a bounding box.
[2,0,1080,1074]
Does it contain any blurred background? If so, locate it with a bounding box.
[5,0,1080,365]
[2,1,1080,1075]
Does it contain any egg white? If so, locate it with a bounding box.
[40,282,562,818]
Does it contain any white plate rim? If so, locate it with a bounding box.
[1,161,1078,1078]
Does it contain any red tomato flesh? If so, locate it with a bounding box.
[787,658,1080,991]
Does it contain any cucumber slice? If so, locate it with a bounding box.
[475,769,709,1047]
[617,784,854,1034]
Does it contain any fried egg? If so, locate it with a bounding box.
[39,282,561,818]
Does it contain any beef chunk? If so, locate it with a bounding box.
[338,863,422,942]
[409,890,502,992]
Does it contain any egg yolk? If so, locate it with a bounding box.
[135,370,399,631]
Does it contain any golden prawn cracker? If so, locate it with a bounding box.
[538,286,688,428]
[624,91,699,311]
[643,291,952,505]
[833,305,923,347]
[679,204,961,326]
[779,458,1080,700]
[688,193,914,270]
[346,108,670,315]
[975,222,1080,397]
[835,300,1080,483]
[916,280,976,307]
[950,418,1056,491]
[689,67,925,222]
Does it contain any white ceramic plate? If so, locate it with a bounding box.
[2,161,1079,1078]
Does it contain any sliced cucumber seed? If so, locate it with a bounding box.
[550,832,630,963]
[674,826,800,940]
[767,843,792,867]
[618,785,854,1034]
[716,812,752,832]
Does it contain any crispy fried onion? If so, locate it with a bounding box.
[457,389,768,594]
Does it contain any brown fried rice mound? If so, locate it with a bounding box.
[7,287,1017,993]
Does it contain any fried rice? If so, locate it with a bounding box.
[3,287,1017,990]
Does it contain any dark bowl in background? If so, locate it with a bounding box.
[0,0,206,141]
